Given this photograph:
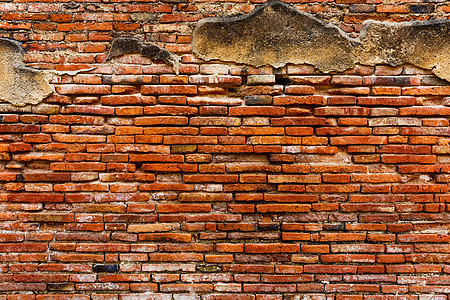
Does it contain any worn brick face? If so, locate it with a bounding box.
[0,0,449,299]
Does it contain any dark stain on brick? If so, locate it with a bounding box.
[63,1,81,10]
[323,223,345,231]
[245,95,273,106]
[92,265,119,273]
[197,265,221,272]
[16,174,24,182]
[409,4,434,13]
[349,4,376,13]
[258,223,280,231]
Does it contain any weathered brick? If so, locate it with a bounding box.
[256,204,311,213]
[315,106,370,116]
[358,96,415,106]
[56,85,111,95]
[0,3,448,297]
[141,85,197,95]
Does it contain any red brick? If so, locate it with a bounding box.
[402,86,450,95]
[304,265,357,274]
[160,283,212,292]
[216,243,244,253]
[371,86,401,95]
[0,124,40,133]
[273,95,324,105]
[139,233,191,243]
[326,284,379,292]
[8,194,64,203]
[357,96,415,106]
[139,183,193,191]
[271,117,329,126]
[141,85,197,95]
[245,244,299,253]
[256,204,311,213]
[134,116,188,126]
[56,85,110,95]
[313,233,366,242]
[243,284,296,293]
[330,136,387,145]
[267,175,321,184]
[19,213,73,223]
[281,233,311,241]
[157,204,211,213]
[183,174,238,183]
[332,76,363,85]
[315,106,370,116]
[0,243,47,252]
[229,106,285,116]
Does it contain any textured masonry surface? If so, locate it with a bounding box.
[0,38,52,106]
[193,1,450,81]
[0,0,450,299]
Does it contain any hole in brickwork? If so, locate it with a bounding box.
[275,74,292,85]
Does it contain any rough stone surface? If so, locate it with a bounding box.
[193,1,450,82]
[0,38,52,106]
[107,37,181,74]
[356,20,450,82]
[192,1,355,72]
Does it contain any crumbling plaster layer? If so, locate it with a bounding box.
[357,20,450,82]
[193,1,450,82]
[106,37,181,75]
[0,38,53,107]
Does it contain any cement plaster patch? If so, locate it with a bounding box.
[356,20,450,82]
[193,1,450,83]
[0,38,53,106]
[193,1,355,73]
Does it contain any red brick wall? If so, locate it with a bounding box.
[1,0,450,299]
